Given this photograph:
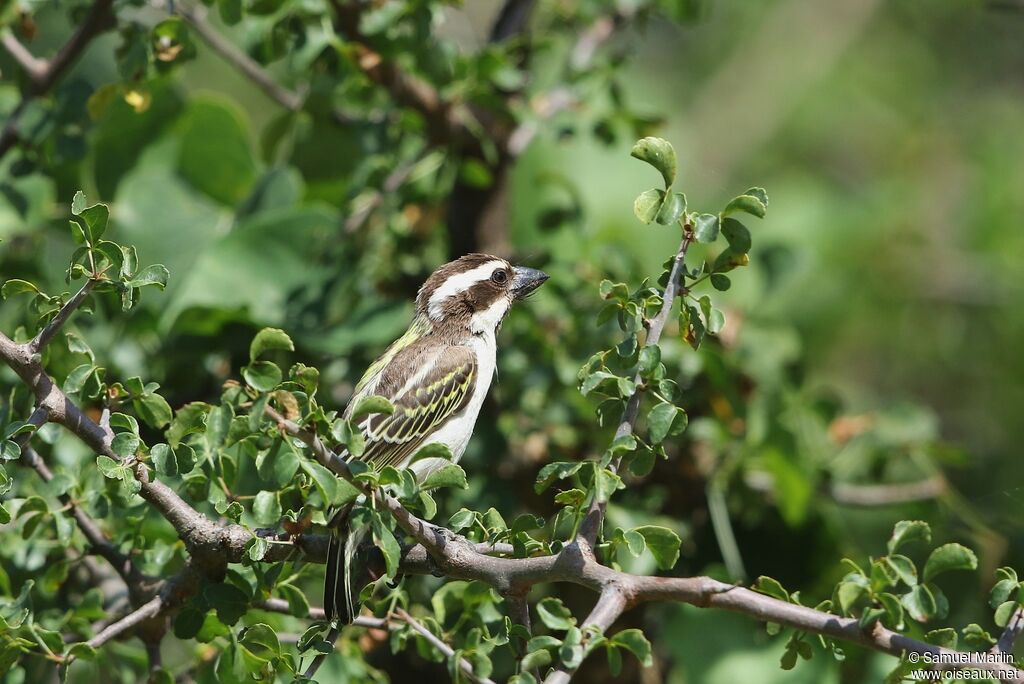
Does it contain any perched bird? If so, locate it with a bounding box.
[324,253,549,624]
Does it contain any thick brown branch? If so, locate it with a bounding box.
[545,588,627,684]
[265,403,1024,681]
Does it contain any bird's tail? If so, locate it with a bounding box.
[323,505,383,624]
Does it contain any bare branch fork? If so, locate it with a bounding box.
[4,260,1024,681]
[0,0,116,160]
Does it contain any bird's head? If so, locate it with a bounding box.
[416,253,549,334]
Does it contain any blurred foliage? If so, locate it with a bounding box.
[2,0,1024,682]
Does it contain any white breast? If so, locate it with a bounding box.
[407,331,497,478]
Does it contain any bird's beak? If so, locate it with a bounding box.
[511,266,549,300]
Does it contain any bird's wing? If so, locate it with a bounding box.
[346,344,477,468]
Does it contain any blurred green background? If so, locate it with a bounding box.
[2,0,1024,681]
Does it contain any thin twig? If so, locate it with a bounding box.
[178,5,305,112]
[86,596,164,648]
[994,607,1024,656]
[394,608,497,684]
[578,232,693,546]
[0,29,48,81]
[30,279,98,352]
[22,444,151,591]
[0,0,115,160]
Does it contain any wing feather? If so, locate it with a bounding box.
[345,344,476,468]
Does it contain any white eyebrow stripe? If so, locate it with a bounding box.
[428,260,507,321]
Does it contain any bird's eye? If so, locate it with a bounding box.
[490,269,508,285]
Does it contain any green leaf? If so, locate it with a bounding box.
[901,584,938,622]
[707,308,725,335]
[350,395,396,421]
[250,327,295,362]
[218,0,243,24]
[655,192,686,225]
[536,598,575,631]
[612,629,653,667]
[421,464,468,490]
[1,440,20,461]
[924,628,957,649]
[623,529,646,557]
[168,402,209,447]
[134,393,173,428]
[885,554,918,587]
[302,461,359,507]
[252,490,281,525]
[593,467,623,503]
[710,273,731,291]
[720,217,752,253]
[247,536,269,561]
[371,513,401,579]
[722,193,766,219]
[178,99,256,204]
[753,576,790,602]
[1,279,41,299]
[990,576,1018,609]
[240,623,280,661]
[995,600,1018,627]
[633,189,664,225]
[520,649,552,671]
[204,583,250,625]
[76,202,110,242]
[535,461,584,493]
[961,623,996,649]
[637,345,661,375]
[449,508,475,531]
[277,583,311,617]
[922,543,977,582]
[634,525,681,570]
[409,442,453,464]
[174,606,206,639]
[127,264,170,290]
[647,402,683,444]
[150,443,176,476]
[693,213,719,243]
[630,137,677,188]
[878,593,904,629]
[243,361,282,392]
[111,432,140,458]
[887,520,931,554]
[838,581,866,613]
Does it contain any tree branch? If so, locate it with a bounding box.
[22,443,152,593]
[0,0,115,160]
[394,608,497,684]
[178,5,305,112]
[86,595,165,649]
[266,403,1024,682]
[30,279,98,353]
[578,232,693,546]
[544,588,627,684]
[0,29,47,82]
[994,606,1024,657]
[329,0,473,148]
